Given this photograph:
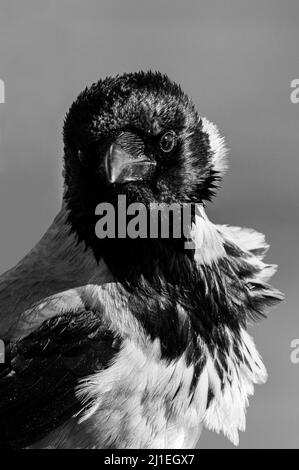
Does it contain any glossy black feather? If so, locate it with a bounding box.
[0,310,120,449]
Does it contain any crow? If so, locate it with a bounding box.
[0,71,283,448]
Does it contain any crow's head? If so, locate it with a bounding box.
[63,71,227,257]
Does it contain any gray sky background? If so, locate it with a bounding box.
[0,0,298,448]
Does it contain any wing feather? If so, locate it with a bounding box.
[0,309,120,449]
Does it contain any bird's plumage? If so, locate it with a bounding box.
[0,71,283,448]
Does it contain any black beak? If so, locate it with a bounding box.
[105,143,156,184]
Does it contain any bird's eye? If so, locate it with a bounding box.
[159,131,177,153]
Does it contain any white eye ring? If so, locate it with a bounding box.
[159,131,177,153]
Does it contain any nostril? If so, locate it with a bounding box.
[115,131,145,158]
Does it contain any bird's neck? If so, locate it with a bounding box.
[103,207,243,361]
